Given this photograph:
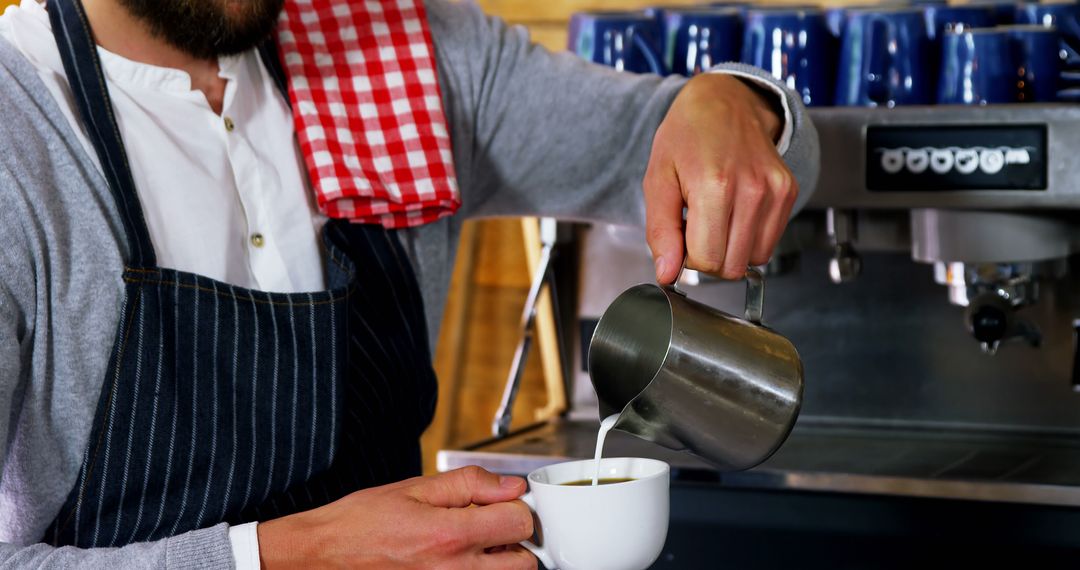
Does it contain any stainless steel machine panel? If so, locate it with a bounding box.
[809,105,1080,209]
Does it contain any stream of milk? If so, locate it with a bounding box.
[591,414,620,486]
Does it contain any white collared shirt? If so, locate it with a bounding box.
[0,0,327,295]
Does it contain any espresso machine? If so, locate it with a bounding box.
[439,105,1080,567]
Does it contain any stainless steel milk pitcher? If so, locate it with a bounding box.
[588,268,803,471]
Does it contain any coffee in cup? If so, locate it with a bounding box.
[561,478,636,486]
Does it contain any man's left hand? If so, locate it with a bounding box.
[645,73,798,283]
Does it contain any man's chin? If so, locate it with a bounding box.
[117,0,285,59]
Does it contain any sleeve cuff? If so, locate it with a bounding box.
[229,522,262,570]
[706,68,795,156]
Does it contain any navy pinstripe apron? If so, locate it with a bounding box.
[43,0,438,548]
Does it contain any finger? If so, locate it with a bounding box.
[458,500,534,549]
[720,174,768,279]
[750,166,798,266]
[684,170,734,276]
[413,466,527,508]
[644,160,686,284]
[477,545,538,570]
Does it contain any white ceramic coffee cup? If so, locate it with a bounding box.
[519,457,670,570]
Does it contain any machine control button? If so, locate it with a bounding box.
[1006,148,1031,165]
[980,149,1006,175]
[930,149,955,174]
[905,149,930,174]
[954,149,980,174]
[881,150,905,174]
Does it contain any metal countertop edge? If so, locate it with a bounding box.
[436,450,1080,508]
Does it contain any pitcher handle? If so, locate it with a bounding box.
[672,259,766,325]
[672,258,689,297]
[745,267,765,324]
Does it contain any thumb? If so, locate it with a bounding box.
[412,466,526,508]
[644,162,686,285]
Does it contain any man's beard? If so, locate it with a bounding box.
[116,0,286,60]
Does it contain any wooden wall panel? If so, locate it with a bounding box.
[423,219,553,472]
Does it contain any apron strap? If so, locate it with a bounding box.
[48,0,156,268]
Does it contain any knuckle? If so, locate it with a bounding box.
[707,171,734,194]
[723,259,748,279]
[691,255,724,275]
[785,180,801,204]
[783,172,796,191]
[772,167,793,189]
[459,465,486,484]
[432,525,466,554]
[742,181,768,202]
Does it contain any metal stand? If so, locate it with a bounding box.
[492,218,561,437]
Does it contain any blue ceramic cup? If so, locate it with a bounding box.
[939,25,1062,104]
[924,5,997,38]
[663,7,743,76]
[1016,2,1080,64]
[1016,1,1080,29]
[939,28,1019,104]
[836,8,936,106]
[568,11,666,74]
[742,7,836,106]
[1008,25,1063,102]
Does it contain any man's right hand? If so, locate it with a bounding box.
[257,466,537,569]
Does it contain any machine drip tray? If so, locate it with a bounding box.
[438,419,1080,507]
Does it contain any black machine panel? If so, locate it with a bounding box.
[866,125,1048,192]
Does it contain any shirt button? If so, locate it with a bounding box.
[250,233,265,248]
[224,117,236,132]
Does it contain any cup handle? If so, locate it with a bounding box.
[1061,40,1080,63]
[742,26,764,70]
[867,18,892,105]
[632,29,667,75]
[518,493,558,569]
[744,267,765,324]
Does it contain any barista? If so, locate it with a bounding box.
[0,0,818,567]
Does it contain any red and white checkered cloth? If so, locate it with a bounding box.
[277,0,460,229]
